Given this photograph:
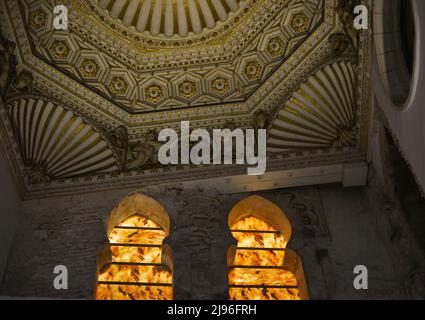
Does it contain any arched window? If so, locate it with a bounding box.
[228,196,308,300]
[96,194,173,300]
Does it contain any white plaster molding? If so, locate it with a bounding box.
[183,162,368,194]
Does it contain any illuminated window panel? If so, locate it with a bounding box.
[98,265,172,284]
[229,288,301,300]
[229,215,301,300]
[228,268,297,287]
[231,231,286,248]
[96,284,173,300]
[232,216,277,232]
[110,246,162,264]
[96,214,172,300]
[109,229,166,245]
[119,215,161,228]
[234,249,285,266]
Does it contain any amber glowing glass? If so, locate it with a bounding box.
[96,214,172,300]
[229,216,301,300]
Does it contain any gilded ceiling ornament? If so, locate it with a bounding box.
[244,61,262,81]
[25,163,51,184]
[109,125,128,150]
[333,126,357,147]
[49,40,71,60]
[329,32,350,57]
[267,36,285,58]
[14,70,34,92]
[178,80,197,99]
[109,125,129,171]
[211,77,230,96]
[109,75,129,96]
[254,110,272,131]
[144,83,165,104]
[126,129,162,170]
[80,58,100,78]
[30,8,48,31]
[289,11,309,34]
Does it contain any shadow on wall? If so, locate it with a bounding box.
[0,146,20,289]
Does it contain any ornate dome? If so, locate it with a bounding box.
[268,62,358,152]
[98,0,242,37]
[8,98,119,183]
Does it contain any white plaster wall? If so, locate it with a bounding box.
[373,0,425,194]
[0,146,20,287]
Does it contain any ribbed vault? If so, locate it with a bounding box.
[98,0,241,37]
[8,98,119,183]
[268,62,358,153]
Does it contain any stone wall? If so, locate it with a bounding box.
[0,146,20,288]
[0,181,409,300]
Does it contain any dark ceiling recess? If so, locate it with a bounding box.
[400,0,415,74]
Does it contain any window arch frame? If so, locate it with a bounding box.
[95,193,173,300]
[227,195,309,300]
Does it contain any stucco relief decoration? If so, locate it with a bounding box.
[0,0,372,196]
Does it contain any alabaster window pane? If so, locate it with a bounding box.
[231,216,278,232]
[109,229,166,245]
[231,231,286,248]
[110,246,163,264]
[118,215,161,228]
[229,214,303,300]
[234,249,285,266]
[229,268,297,286]
[229,288,301,301]
[98,264,172,284]
[97,214,172,300]
[96,284,173,300]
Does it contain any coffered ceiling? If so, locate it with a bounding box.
[28,0,325,113]
[0,0,371,198]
